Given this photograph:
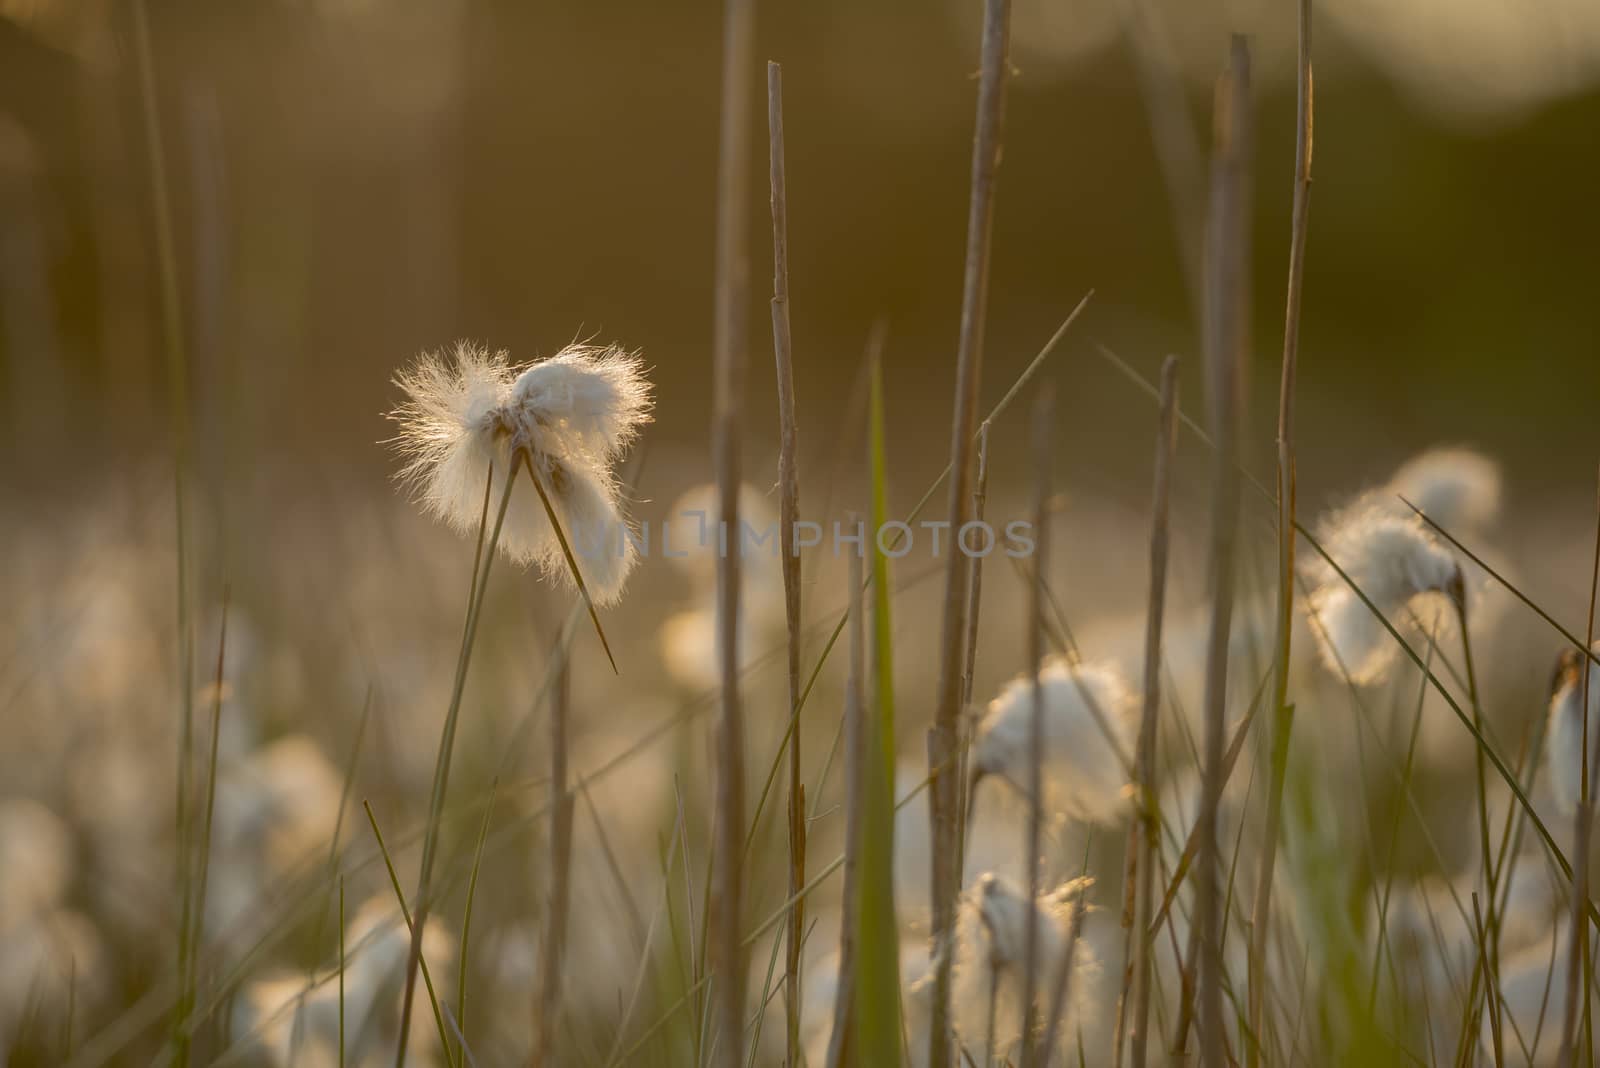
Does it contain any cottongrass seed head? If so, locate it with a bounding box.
[1305,503,1463,685]
[951,873,1098,1064]
[971,658,1137,827]
[1546,643,1600,814]
[1384,445,1502,534]
[389,340,652,605]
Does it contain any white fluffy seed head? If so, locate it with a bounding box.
[951,873,1097,1064]
[1547,645,1600,814]
[389,340,652,606]
[972,659,1137,826]
[1385,446,1501,534]
[1305,506,1462,685]
[509,343,652,464]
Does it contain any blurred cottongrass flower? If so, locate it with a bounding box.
[1545,643,1600,814]
[1305,505,1463,685]
[970,659,1137,827]
[950,873,1097,1064]
[389,340,652,605]
[1384,446,1501,533]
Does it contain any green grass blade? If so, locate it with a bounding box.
[363,802,457,1068]
[455,778,497,1063]
[853,357,903,1066]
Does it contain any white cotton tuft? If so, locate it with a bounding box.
[390,341,515,527]
[972,659,1137,826]
[389,339,652,605]
[510,343,652,463]
[1385,446,1502,533]
[951,873,1098,1065]
[1546,645,1600,814]
[1305,507,1462,685]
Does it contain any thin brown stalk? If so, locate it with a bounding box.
[929,2,1015,1061]
[1021,385,1055,1068]
[955,423,992,889]
[534,642,573,1066]
[1195,36,1252,1068]
[1248,2,1312,1060]
[1558,464,1600,1068]
[1126,356,1180,1068]
[710,0,754,1063]
[825,542,868,1068]
[766,59,806,1068]
[518,457,617,673]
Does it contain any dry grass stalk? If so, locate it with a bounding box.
[1125,355,1180,1068]
[1195,36,1252,1068]
[1557,465,1600,1068]
[929,1,1015,1060]
[535,644,573,1067]
[956,423,992,885]
[710,0,754,1063]
[1248,1,1313,1060]
[826,539,868,1068]
[766,59,807,1067]
[1020,384,1055,1068]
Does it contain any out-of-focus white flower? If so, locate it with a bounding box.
[1305,507,1463,685]
[1384,447,1501,534]
[0,800,73,930]
[657,483,785,690]
[233,895,456,1068]
[0,909,104,1050]
[950,873,1097,1065]
[971,660,1137,827]
[390,340,652,605]
[1547,644,1600,815]
[218,734,344,877]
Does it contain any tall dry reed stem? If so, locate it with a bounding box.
[535,645,573,1066]
[1196,37,1252,1068]
[766,59,807,1067]
[930,2,1014,1061]
[956,423,992,885]
[1557,466,1600,1068]
[1020,384,1054,1068]
[710,0,754,1064]
[1124,355,1180,1068]
[826,540,868,1068]
[1248,2,1313,1060]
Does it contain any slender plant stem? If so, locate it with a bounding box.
[1248,2,1312,1060]
[457,779,495,1065]
[710,0,754,1062]
[765,59,807,1068]
[338,876,345,1068]
[131,4,196,1060]
[1040,890,1090,1066]
[825,541,867,1068]
[929,3,1014,1061]
[1196,37,1252,1068]
[536,644,573,1067]
[955,423,992,894]
[1558,464,1600,1068]
[1021,384,1055,1068]
[396,463,516,1068]
[186,592,229,1035]
[1128,356,1180,1068]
